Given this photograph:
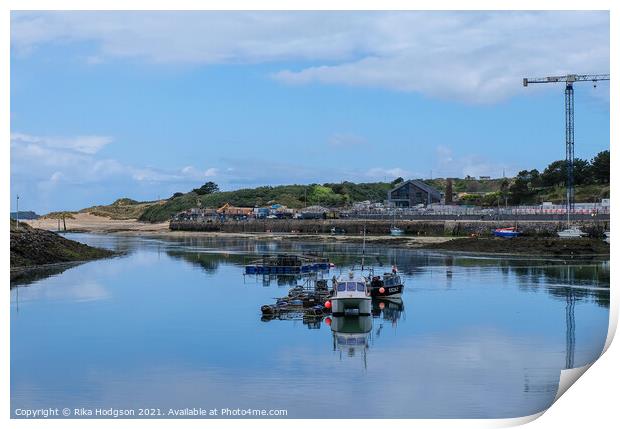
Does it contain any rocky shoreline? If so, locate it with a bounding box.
[10,222,117,273]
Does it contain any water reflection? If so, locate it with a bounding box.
[10,233,610,418]
[331,316,372,368]
[372,298,405,327]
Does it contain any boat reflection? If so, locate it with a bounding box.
[371,298,404,325]
[330,316,372,368]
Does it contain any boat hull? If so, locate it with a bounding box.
[331,297,372,316]
[370,283,403,299]
[557,228,587,238]
[493,229,521,238]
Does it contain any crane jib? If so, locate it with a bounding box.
[523,74,610,86]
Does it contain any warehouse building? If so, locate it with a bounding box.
[387,180,442,207]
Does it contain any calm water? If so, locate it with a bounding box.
[11,233,610,418]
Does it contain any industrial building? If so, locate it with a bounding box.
[387,180,442,207]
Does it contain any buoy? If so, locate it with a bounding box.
[325,317,332,326]
[325,300,332,309]
[379,287,385,294]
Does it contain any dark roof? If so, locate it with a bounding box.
[390,180,441,199]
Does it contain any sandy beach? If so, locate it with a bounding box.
[26,213,170,233]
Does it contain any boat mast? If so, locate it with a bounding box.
[361,222,367,271]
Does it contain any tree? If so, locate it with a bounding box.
[591,150,610,184]
[170,192,184,199]
[391,177,404,186]
[572,158,592,186]
[540,161,566,187]
[509,170,536,204]
[193,181,219,196]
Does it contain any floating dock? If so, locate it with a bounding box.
[245,254,330,275]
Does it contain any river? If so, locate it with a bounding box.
[10,233,610,418]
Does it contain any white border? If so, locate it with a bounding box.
[2,1,616,428]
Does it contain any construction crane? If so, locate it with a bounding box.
[523,73,610,212]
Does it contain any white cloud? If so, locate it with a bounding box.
[434,144,513,179]
[11,11,609,103]
[11,132,218,189]
[366,167,412,180]
[11,132,112,154]
[327,133,366,148]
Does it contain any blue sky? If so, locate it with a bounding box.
[10,11,610,213]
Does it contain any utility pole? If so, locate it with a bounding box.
[523,73,609,213]
[15,194,19,229]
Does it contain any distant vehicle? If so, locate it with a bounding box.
[266,215,277,219]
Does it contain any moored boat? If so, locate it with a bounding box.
[557,226,587,238]
[493,227,522,238]
[390,227,404,236]
[369,270,404,299]
[329,272,371,316]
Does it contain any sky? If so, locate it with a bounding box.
[10,11,610,213]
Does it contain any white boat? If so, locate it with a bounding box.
[604,231,610,244]
[330,272,372,316]
[390,227,404,236]
[557,226,587,238]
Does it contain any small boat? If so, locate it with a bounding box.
[493,227,521,238]
[329,272,371,316]
[390,227,404,236]
[557,226,587,238]
[604,231,610,244]
[369,270,404,299]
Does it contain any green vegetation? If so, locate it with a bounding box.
[47,150,608,222]
[139,182,393,222]
[505,150,609,205]
[79,198,157,220]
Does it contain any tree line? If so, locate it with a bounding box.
[506,150,609,204]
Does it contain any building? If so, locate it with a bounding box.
[217,203,254,218]
[387,180,442,207]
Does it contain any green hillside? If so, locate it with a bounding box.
[138,182,394,222]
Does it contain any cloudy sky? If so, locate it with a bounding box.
[10,11,610,213]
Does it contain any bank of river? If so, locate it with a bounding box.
[24,214,609,256]
[10,222,118,283]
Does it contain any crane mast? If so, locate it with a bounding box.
[523,73,609,213]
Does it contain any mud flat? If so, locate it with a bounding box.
[421,237,609,256]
